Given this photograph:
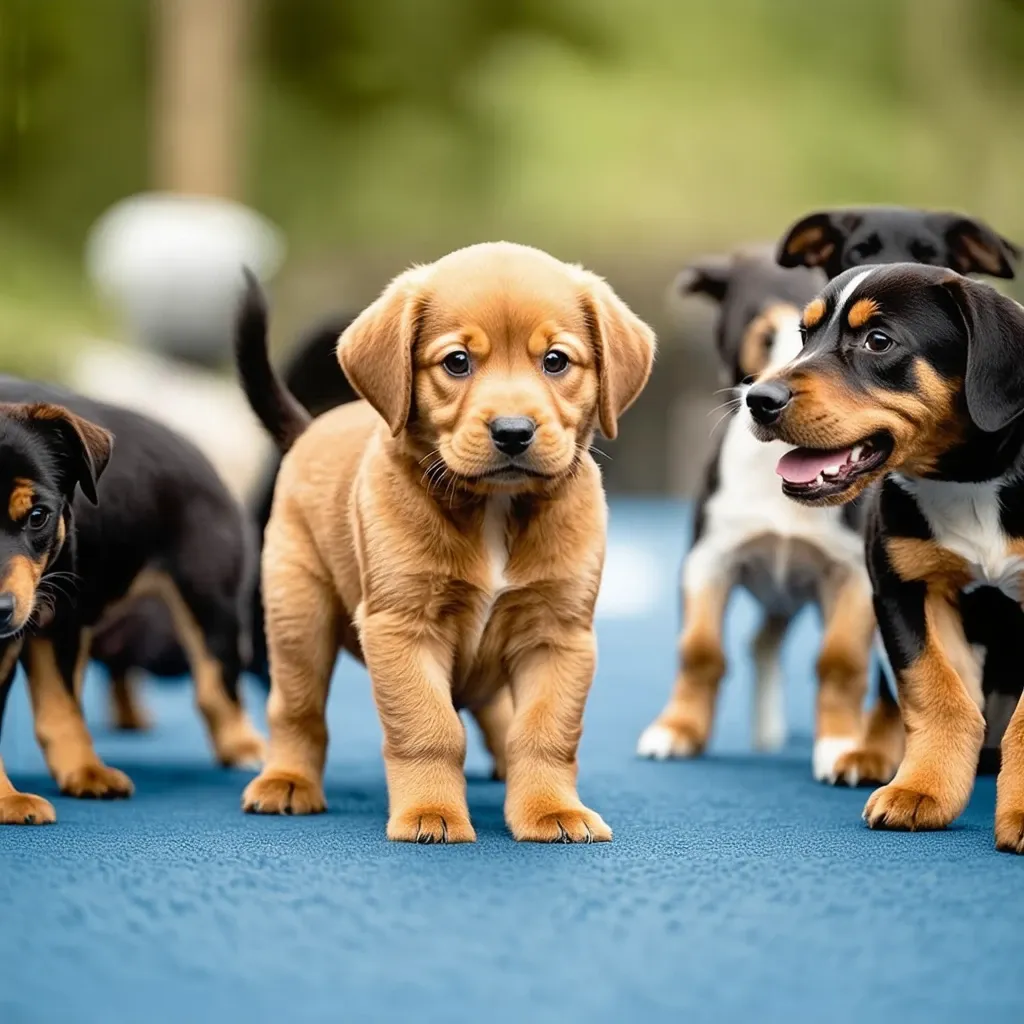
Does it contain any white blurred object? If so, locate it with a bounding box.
[70,341,273,502]
[86,192,285,366]
[596,542,660,619]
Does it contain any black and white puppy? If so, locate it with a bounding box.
[745,263,1024,851]
[776,205,1023,774]
[638,248,897,783]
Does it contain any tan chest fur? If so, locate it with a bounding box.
[274,402,606,710]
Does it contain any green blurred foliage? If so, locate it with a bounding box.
[0,0,1023,375]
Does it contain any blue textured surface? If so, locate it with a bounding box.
[1,500,1021,1024]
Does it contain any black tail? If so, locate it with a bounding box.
[235,269,312,452]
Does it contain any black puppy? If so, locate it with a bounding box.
[745,263,1024,851]
[778,206,1020,281]
[0,385,264,824]
[776,205,1023,775]
[89,312,358,725]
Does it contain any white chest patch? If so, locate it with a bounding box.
[481,494,511,595]
[894,474,1024,598]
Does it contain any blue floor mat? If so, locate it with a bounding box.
[1,500,1020,1024]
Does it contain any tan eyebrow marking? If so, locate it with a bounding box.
[801,297,826,329]
[8,478,34,521]
[847,297,880,330]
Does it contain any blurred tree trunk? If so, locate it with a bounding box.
[152,0,251,198]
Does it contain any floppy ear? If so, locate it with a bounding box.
[776,211,853,276]
[938,214,1021,280]
[13,403,114,504]
[337,266,430,436]
[578,272,656,440]
[941,274,1024,432]
[673,255,733,304]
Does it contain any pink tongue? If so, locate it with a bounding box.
[776,446,854,484]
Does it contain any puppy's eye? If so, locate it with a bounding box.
[863,330,894,354]
[27,506,50,531]
[441,350,471,377]
[542,350,570,376]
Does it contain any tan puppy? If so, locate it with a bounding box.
[236,243,655,842]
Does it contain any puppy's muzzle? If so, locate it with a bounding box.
[489,416,536,457]
[746,381,792,427]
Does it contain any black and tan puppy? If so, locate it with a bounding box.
[90,313,358,728]
[638,248,900,783]
[777,205,1023,775]
[778,206,1020,281]
[0,385,264,824]
[745,263,1024,851]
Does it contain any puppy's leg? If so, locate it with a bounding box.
[143,571,264,767]
[470,686,514,781]
[865,585,984,831]
[752,614,789,752]
[812,570,875,783]
[243,558,338,816]
[637,542,731,759]
[504,627,610,843]
[833,663,904,787]
[995,693,1024,853]
[26,629,133,798]
[361,612,473,843]
[109,670,152,732]
[0,639,54,825]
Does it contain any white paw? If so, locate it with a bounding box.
[636,723,698,760]
[812,736,859,783]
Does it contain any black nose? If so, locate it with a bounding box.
[0,594,15,631]
[746,381,792,426]
[489,416,536,457]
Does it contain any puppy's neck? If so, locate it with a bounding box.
[918,416,1024,485]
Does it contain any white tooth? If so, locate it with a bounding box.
[823,464,842,477]
[850,445,864,463]
[816,473,825,484]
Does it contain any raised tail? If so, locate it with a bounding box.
[235,269,312,452]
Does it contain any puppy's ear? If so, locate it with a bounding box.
[938,214,1021,280]
[941,275,1024,432]
[673,255,732,304]
[15,403,113,504]
[776,212,853,276]
[578,272,656,440]
[337,266,430,436]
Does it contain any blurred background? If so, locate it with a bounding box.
[3,0,1024,497]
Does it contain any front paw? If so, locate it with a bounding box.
[509,805,612,843]
[995,808,1024,854]
[831,747,899,787]
[863,783,952,831]
[59,763,134,799]
[636,719,703,760]
[387,807,476,844]
[215,720,267,769]
[0,793,56,825]
[243,771,325,815]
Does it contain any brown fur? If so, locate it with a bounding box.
[864,584,985,830]
[738,303,800,379]
[0,639,55,824]
[644,579,731,755]
[786,226,825,258]
[801,297,826,329]
[815,570,875,744]
[24,630,134,798]
[243,242,655,842]
[758,358,962,505]
[0,553,45,631]
[847,298,880,330]
[8,478,33,521]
